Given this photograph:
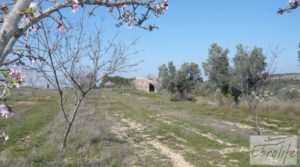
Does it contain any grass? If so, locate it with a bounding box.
[107,89,248,166]
[0,87,298,166]
[0,89,58,152]
[0,88,135,166]
[110,88,299,166]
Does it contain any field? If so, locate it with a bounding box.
[0,88,299,166]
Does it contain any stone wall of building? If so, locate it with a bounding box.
[134,77,158,92]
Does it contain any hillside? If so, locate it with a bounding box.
[268,73,300,80]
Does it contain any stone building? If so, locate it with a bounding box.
[134,77,159,92]
[103,81,115,88]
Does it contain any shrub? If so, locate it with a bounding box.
[194,81,217,97]
[283,89,300,100]
[169,93,196,102]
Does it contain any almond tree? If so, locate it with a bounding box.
[278,0,300,15]
[0,0,168,65]
[25,20,138,149]
[0,0,168,101]
[230,45,267,135]
[230,44,281,135]
[0,0,168,143]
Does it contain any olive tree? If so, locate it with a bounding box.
[203,43,230,95]
[173,63,202,99]
[158,61,176,92]
[230,44,268,135]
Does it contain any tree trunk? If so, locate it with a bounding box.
[61,122,72,150]
[253,109,262,135]
[60,95,85,150]
[0,0,31,62]
[247,96,262,135]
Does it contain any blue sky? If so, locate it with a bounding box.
[79,0,300,78]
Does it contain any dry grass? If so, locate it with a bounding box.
[1,88,299,166]
[0,89,134,166]
[260,100,300,113]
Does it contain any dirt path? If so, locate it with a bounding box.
[103,91,247,166]
[132,93,295,137]
[101,90,299,166]
[148,139,193,167]
[110,112,194,167]
[99,93,194,167]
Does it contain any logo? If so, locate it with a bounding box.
[250,136,297,165]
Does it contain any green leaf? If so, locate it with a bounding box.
[25,8,35,17]
[3,71,9,79]
[2,6,9,15]
[6,89,11,97]
[9,80,16,88]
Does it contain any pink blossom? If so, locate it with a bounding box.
[23,14,30,21]
[132,19,138,25]
[71,0,80,13]
[30,57,36,63]
[57,19,64,31]
[9,68,19,78]
[17,75,26,83]
[156,0,168,11]
[30,25,39,32]
[29,2,37,9]
[1,132,9,142]
[9,69,26,83]
[0,104,14,119]
[72,3,79,13]
[163,0,169,10]
[58,24,64,31]
[121,11,129,19]
[289,0,300,3]
[126,24,132,29]
[16,83,20,89]
[3,133,9,141]
[73,0,79,4]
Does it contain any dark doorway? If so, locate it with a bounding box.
[149,84,155,92]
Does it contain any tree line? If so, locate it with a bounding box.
[158,43,267,104]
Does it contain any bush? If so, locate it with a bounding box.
[283,89,300,100]
[169,93,196,102]
[101,75,134,86]
[170,93,181,102]
[186,94,196,102]
[194,81,217,97]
